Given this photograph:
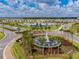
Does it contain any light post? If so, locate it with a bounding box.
[2,20,4,34]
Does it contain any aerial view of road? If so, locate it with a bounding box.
[1,0,79,59]
[0,19,79,59]
[49,31,79,43]
[0,28,16,59]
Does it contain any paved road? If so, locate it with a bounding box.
[49,31,79,43]
[0,28,16,59]
[61,23,74,30]
[55,31,79,43]
[0,23,78,59]
[0,24,26,32]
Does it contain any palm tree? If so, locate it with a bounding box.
[22,31,29,55]
[22,31,34,56]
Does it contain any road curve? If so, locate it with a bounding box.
[0,28,16,59]
[49,31,79,44]
[0,24,79,59]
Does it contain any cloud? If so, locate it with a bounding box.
[0,0,79,17]
[38,3,49,10]
[0,2,17,14]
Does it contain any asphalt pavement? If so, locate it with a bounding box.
[0,28,16,59]
[0,23,79,59]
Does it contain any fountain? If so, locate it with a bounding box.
[34,32,61,48]
[33,32,62,55]
[45,32,50,43]
[45,32,51,47]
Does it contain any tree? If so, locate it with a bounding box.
[22,31,34,56]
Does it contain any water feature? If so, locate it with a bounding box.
[34,32,61,48]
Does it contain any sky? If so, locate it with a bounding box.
[0,0,79,17]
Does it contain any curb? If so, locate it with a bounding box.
[3,32,16,59]
[3,31,22,59]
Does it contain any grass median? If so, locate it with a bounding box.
[0,32,4,40]
[11,42,26,59]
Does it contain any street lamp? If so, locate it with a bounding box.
[2,20,4,34]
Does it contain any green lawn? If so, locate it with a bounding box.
[45,55,69,59]
[60,23,79,35]
[33,54,69,59]
[31,25,61,31]
[4,22,18,26]
[69,23,79,33]
[0,32,4,40]
[11,43,26,59]
[72,52,79,59]
[64,37,79,59]
[4,22,61,31]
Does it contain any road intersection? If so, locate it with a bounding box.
[0,23,79,59]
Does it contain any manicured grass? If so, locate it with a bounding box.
[33,54,69,59]
[31,25,60,31]
[11,42,26,59]
[65,39,79,59]
[61,23,79,35]
[15,25,60,32]
[50,25,60,30]
[3,22,61,32]
[45,55,69,59]
[0,32,4,40]
[4,22,18,26]
[72,52,79,59]
[69,23,79,33]
[73,42,79,49]
[18,26,32,30]
[16,25,61,31]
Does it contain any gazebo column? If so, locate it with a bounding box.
[42,48,45,55]
[51,48,52,55]
[58,46,60,54]
[47,49,49,55]
[54,49,56,55]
